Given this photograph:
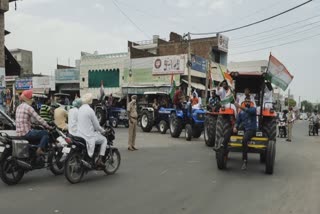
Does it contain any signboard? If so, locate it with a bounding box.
[15,78,32,90]
[55,68,80,82]
[217,34,229,52]
[152,55,185,75]
[191,55,207,73]
[0,67,5,88]
[32,76,55,92]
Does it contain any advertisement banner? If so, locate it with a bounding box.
[191,54,207,73]
[152,55,185,75]
[55,68,80,82]
[0,67,5,88]
[32,76,55,93]
[217,34,229,52]
[16,78,32,90]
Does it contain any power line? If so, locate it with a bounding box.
[231,20,320,48]
[229,31,320,55]
[231,13,320,41]
[111,0,150,39]
[190,0,313,36]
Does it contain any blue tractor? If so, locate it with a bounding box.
[139,92,174,134]
[169,103,205,141]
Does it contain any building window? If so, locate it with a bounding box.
[88,69,120,88]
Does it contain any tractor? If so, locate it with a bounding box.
[169,102,205,141]
[138,92,174,134]
[214,72,277,174]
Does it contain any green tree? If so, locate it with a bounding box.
[285,98,296,107]
[301,100,313,112]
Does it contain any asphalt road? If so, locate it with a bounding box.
[0,120,319,214]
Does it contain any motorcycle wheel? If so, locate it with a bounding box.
[49,150,64,176]
[64,152,85,184]
[0,153,24,185]
[104,149,121,175]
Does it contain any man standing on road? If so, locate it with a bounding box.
[286,107,296,142]
[310,110,319,135]
[127,95,138,151]
[233,96,257,170]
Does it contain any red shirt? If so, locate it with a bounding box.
[173,90,182,105]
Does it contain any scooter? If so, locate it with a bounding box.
[278,118,287,138]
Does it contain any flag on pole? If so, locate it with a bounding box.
[169,73,176,100]
[220,93,235,105]
[266,54,294,91]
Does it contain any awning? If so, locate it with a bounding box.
[181,79,206,90]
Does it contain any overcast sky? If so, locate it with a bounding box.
[5,0,320,102]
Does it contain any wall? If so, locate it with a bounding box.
[11,49,33,75]
[159,37,218,59]
[80,52,128,98]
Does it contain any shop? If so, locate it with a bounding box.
[55,68,80,99]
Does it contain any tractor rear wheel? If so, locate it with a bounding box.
[262,117,277,141]
[204,114,217,147]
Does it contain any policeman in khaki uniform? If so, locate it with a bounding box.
[286,107,296,142]
[127,95,138,151]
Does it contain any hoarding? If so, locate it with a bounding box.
[191,54,207,73]
[152,55,185,75]
[15,78,32,90]
[0,67,5,88]
[217,34,229,52]
[55,68,80,82]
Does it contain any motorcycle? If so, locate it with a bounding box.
[278,118,287,138]
[0,125,69,185]
[63,126,121,184]
[309,120,319,136]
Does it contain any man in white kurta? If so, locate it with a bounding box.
[216,80,237,117]
[68,98,82,136]
[78,93,107,166]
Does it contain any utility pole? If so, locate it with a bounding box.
[288,89,290,108]
[187,33,192,96]
[204,60,210,107]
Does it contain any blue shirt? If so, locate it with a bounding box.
[236,107,257,131]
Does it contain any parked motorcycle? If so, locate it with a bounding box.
[0,125,69,185]
[63,126,121,184]
[278,118,287,138]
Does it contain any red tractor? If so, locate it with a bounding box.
[213,72,277,174]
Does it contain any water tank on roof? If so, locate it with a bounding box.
[153,35,159,43]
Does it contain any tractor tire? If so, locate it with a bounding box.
[216,148,227,170]
[185,124,193,141]
[110,118,118,128]
[159,120,168,134]
[215,115,233,148]
[265,140,276,174]
[204,114,217,147]
[140,110,154,132]
[262,117,277,141]
[192,127,202,138]
[260,152,266,163]
[96,108,106,126]
[170,113,183,138]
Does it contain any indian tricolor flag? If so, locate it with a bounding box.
[169,73,176,100]
[266,54,294,91]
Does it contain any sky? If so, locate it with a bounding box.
[5,0,320,102]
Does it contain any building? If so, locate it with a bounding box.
[80,52,127,99]
[125,32,229,95]
[55,63,80,99]
[10,48,33,75]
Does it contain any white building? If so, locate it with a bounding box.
[79,52,128,99]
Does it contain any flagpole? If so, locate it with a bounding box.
[205,58,210,108]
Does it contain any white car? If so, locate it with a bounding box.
[300,113,308,120]
[0,110,16,136]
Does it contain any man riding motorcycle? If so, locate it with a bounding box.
[77,93,107,167]
[68,98,82,136]
[15,90,53,156]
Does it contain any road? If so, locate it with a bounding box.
[0,120,320,214]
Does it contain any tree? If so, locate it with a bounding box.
[285,98,296,107]
[301,100,313,112]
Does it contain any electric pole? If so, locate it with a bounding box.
[187,33,191,96]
